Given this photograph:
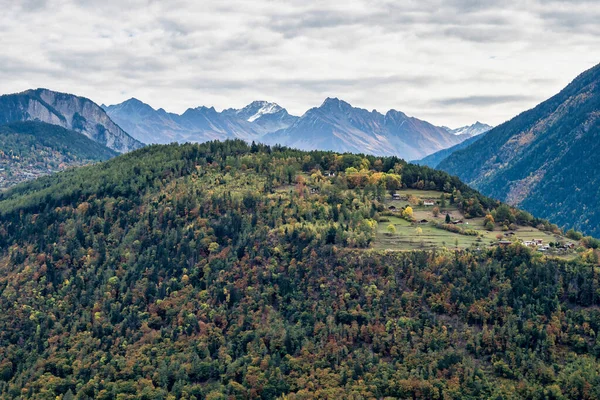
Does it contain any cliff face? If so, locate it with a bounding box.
[0,89,143,153]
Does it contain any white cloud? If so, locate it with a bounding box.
[0,0,598,127]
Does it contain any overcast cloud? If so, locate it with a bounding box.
[0,0,599,127]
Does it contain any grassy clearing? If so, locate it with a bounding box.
[387,189,455,213]
[375,214,487,251]
[373,221,486,251]
[396,189,446,199]
[273,184,296,193]
[376,190,577,256]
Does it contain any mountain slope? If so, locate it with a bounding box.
[177,106,263,141]
[262,98,467,160]
[0,89,143,153]
[0,121,117,188]
[414,131,488,168]
[102,98,185,144]
[0,141,599,399]
[438,63,600,235]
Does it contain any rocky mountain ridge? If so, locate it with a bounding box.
[105,96,485,160]
[0,89,143,153]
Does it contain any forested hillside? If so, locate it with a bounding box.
[438,62,600,236]
[414,133,487,168]
[0,141,599,399]
[0,121,117,188]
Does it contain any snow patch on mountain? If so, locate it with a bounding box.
[226,101,285,122]
[444,122,492,137]
[246,102,282,122]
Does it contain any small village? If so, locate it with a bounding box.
[0,164,56,190]
[497,236,576,253]
[0,158,84,190]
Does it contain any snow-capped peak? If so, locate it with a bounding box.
[237,101,284,122]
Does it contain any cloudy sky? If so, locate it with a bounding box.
[1,0,599,127]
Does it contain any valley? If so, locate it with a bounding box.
[0,121,117,189]
[0,69,598,399]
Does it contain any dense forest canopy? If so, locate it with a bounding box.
[0,140,599,399]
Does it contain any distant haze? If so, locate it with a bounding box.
[1,0,599,127]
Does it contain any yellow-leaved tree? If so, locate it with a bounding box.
[402,206,413,220]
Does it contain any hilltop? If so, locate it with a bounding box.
[0,142,598,399]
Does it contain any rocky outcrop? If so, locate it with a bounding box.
[0,89,143,153]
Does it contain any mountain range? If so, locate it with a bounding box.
[260,98,483,160]
[104,97,485,160]
[102,98,267,145]
[438,62,600,236]
[0,89,143,153]
[0,87,488,163]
